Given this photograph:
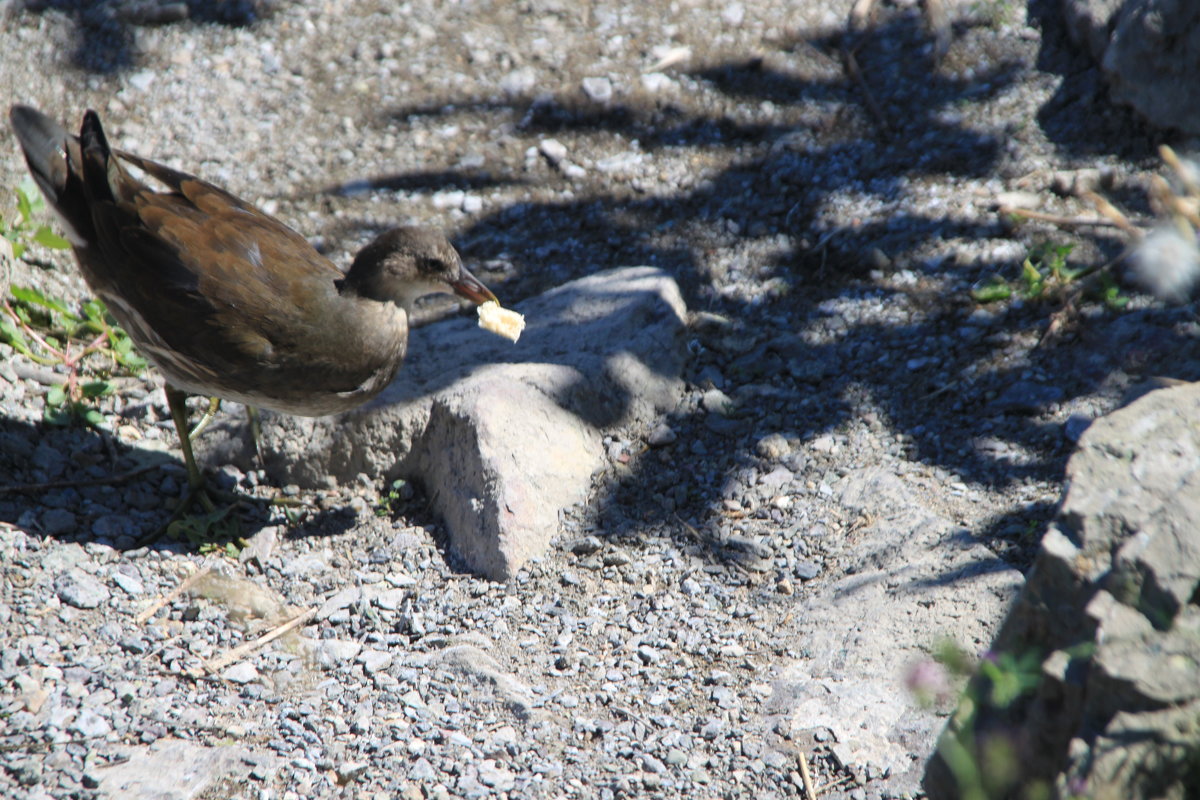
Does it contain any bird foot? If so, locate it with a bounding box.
[133,482,243,549]
[188,396,222,441]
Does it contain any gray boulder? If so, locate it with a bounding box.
[1062,0,1200,133]
[924,381,1200,798]
[202,266,688,580]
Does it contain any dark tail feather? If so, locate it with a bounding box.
[79,109,115,202]
[8,105,105,246]
[9,104,72,205]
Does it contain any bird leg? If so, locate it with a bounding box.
[164,385,204,490]
[163,384,219,517]
[246,405,266,469]
[188,396,222,441]
[181,395,264,471]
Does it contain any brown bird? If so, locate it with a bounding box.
[9,104,497,494]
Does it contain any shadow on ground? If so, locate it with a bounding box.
[5,3,1195,584]
[21,0,274,73]
[328,8,1183,576]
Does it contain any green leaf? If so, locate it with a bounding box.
[17,179,45,213]
[120,352,148,373]
[82,299,107,324]
[10,285,71,316]
[10,240,25,260]
[82,380,113,398]
[1053,261,1085,282]
[1104,284,1129,309]
[1020,258,1045,297]
[15,184,32,225]
[970,277,1012,303]
[83,408,106,427]
[0,315,32,355]
[45,385,67,407]
[32,226,70,250]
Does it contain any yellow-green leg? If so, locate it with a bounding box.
[189,396,222,441]
[164,385,216,513]
[246,405,264,467]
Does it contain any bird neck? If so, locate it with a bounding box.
[339,269,422,316]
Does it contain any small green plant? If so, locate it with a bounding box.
[914,640,1053,800]
[2,181,149,427]
[375,478,409,517]
[2,179,70,260]
[169,506,243,555]
[1,285,149,426]
[972,241,1129,311]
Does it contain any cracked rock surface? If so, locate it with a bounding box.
[925,381,1200,799]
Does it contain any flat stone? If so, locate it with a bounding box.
[220,663,256,684]
[55,569,110,609]
[992,381,1064,414]
[69,709,111,738]
[647,422,677,447]
[357,649,393,674]
[477,759,516,791]
[41,542,87,571]
[40,508,78,536]
[316,586,362,620]
[775,467,1022,793]
[304,638,363,669]
[581,76,613,104]
[98,738,278,800]
[206,267,687,579]
[112,571,144,596]
[759,465,793,489]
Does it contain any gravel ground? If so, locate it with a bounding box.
[3,0,1200,798]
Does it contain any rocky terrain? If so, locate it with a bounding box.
[2,0,1199,798]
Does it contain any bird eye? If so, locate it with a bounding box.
[419,256,447,274]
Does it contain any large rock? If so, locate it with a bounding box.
[203,267,688,580]
[1062,0,1200,133]
[924,381,1200,798]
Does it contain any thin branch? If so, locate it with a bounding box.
[134,566,209,624]
[201,606,316,676]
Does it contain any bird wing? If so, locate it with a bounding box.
[81,130,358,363]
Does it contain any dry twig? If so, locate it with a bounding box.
[134,566,209,624]
[997,205,1122,229]
[202,606,316,676]
[798,750,817,799]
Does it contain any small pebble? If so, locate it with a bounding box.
[222,663,259,684]
[756,433,791,460]
[647,423,677,447]
[581,76,613,103]
[55,569,110,609]
[41,508,78,536]
[69,709,112,738]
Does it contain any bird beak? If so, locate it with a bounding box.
[450,268,499,305]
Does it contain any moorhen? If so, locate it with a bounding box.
[9,104,498,494]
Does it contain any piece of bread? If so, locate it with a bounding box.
[477,301,526,342]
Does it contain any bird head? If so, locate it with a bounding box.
[343,226,497,313]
